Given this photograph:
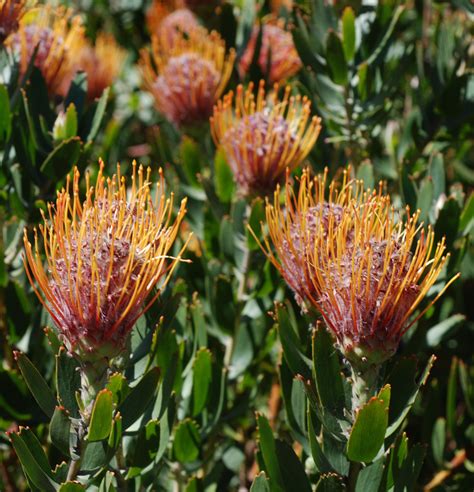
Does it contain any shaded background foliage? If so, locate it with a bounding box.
[0,0,473,490]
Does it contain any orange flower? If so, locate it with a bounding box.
[211,81,321,197]
[239,18,301,84]
[258,169,459,365]
[23,162,188,359]
[7,5,84,97]
[0,0,28,44]
[146,0,199,47]
[140,28,235,127]
[79,33,126,101]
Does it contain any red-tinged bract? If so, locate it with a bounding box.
[0,0,27,44]
[211,81,321,198]
[23,162,188,360]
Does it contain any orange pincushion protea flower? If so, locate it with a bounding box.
[146,0,199,46]
[7,5,84,97]
[140,28,235,127]
[239,18,302,84]
[79,33,126,101]
[210,81,321,197]
[23,162,188,359]
[0,0,27,44]
[259,169,459,365]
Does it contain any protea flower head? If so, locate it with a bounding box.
[239,18,302,84]
[79,33,126,101]
[146,0,199,46]
[140,28,235,127]
[23,161,188,361]
[210,80,321,198]
[259,168,459,366]
[7,5,84,97]
[0,0,27,44]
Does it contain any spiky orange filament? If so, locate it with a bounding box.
[256,168,459,363]
[24,161,189,358]
[210,80,321,197]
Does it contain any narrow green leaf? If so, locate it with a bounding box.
[49,406,71,456]
[356,161,374,190]
[355,458,384,492]
[429,153,445,200]
[180,137,202,186]
[214,148,235,203]
[342,8,356,62]
[416,178,434,224]
[307,408,333,473]
[250,472,270,492]
[59,483,85,491]
[88,389,113,442]
[431,417,446,467]
[40,137,82,179]
[0,84,11,143]
[434,198,461,250]
[312,325,345,417]
[277,304,311,380]
[173,419,201,463]
[426,314,465,347]
[56,348,81,418]
[106,373,130,406]
[459,193,474,235]
[192,348,212,415]
[446,358,458,436]
[87,87,109,141]
[9,428,57,492]
[275,439,312,492]
[315,473,345,491]
[118,367,160,429]
[357,62,368,101]
[247,198,265,250]
[347,397,388,463]
[257,414,284,490]
[14,351,56,418]
[326,30,348,85]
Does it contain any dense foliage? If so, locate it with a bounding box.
[0,0,473,491]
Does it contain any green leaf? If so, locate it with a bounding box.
[459,193,474,235]
[386,355,435,436]
[416,178,434,224]
[312,325,345,417]
[307,408,333,473]
[431,417,446,467]
[118,367,160,429]
[357,62,368,101]
[247,198,265,251]
[347,397,388,463]
[180,137,202,186]
[9,428,58,492]
[40,137,82,179]
[446,358,458,436]
[257,414,284,491]
[214,148,235,203]
[81,441,108,472]
[87,87,109,141]
[88,389,113,442]
[131,419,160,467]
[326,30,348,85]
[250,472,270,492]
[53,104,78,142]
[50,406,71,456]
[56,348,81,418]
[107,414,122,457]
[428,153,445,200]
[274,439,312,492]
[14,351,56,418]
[342,8,356,62]
[434,198,461,250]
[356,161,374,190]
[173,419,201,463]
[192,348,212,416]
[355,458,384,492]
[426,314,465,346]
[59,483,85,491]
[0,84,11,143]
[106,373,130,406]
[315,473,345,491]
[277,304,311,380]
